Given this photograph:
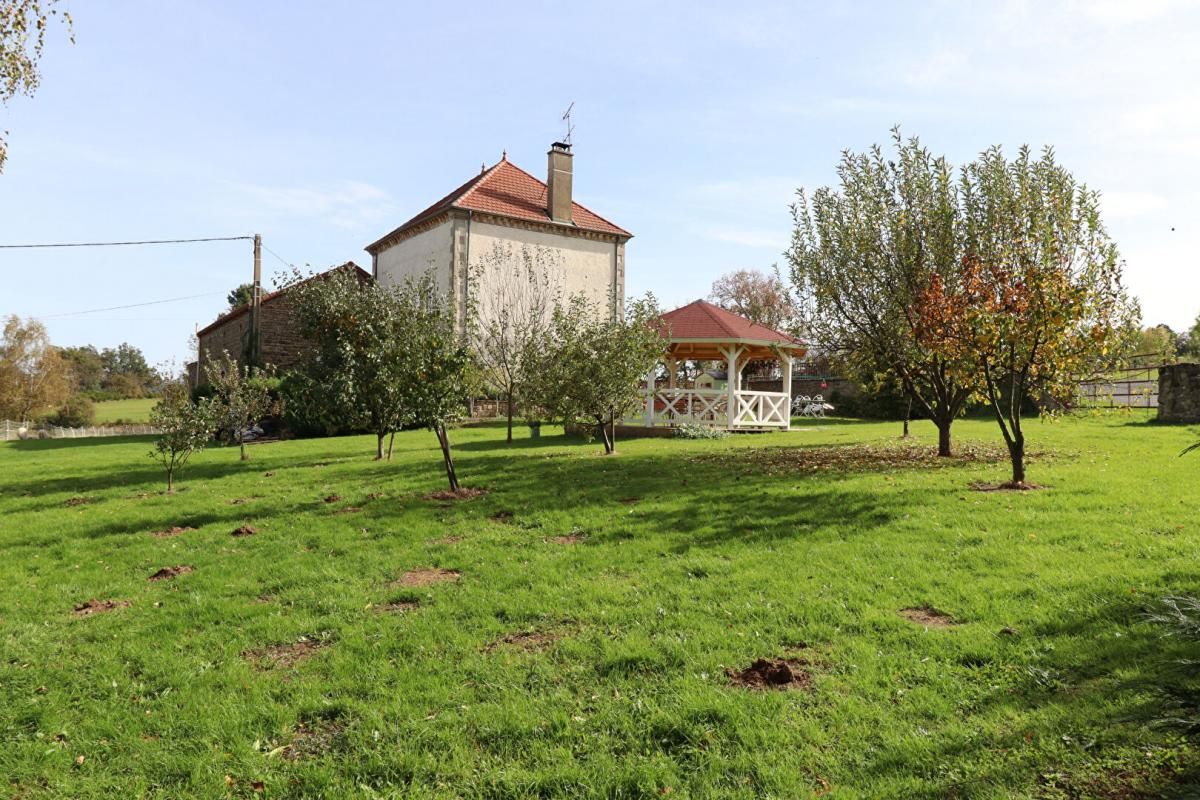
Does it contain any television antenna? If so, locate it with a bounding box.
[561,102,575,146]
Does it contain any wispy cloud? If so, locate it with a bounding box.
[228,180,399,231]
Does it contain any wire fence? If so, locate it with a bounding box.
[1,420,159,442]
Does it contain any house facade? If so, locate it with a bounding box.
[365,143,632,333]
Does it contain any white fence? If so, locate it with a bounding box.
[1,419,159,442]
[634,388,791,430]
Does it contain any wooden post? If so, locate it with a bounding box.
[249,234,262,366]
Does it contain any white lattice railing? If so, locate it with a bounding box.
[733,390,790,428]
[632,388,791,429]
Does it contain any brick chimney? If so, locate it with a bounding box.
[547,142,573,224]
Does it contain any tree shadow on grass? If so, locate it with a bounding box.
[853,588,1200,796]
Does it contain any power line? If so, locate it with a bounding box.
[0,235,253,249]
[40,292,225,319]
[261,243,294,269]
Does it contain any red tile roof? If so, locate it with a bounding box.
[196,262,370,338]
[366,157,631,252]
[657,300,803,346]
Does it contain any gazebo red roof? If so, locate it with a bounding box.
[658,300,801,343]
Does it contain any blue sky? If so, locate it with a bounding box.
[2,0,1196,367]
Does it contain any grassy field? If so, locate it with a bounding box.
[92,398,157,424]
[2,413,1199,798]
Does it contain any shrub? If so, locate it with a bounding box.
[673,423,728,440]
[47,396,95,428]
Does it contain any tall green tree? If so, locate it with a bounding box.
[286,266,410,460]
[0,0,71,172]
[916,145,1139,486]
[227,283,254,309]
[58,344,103,392]
[788,130,976,456]
[529,293,665,455]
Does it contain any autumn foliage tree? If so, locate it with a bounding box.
[789,130,976,456]
[915,145,1139,486]
[0,314,69,420]
[708,267,799,333]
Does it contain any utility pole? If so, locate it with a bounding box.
[249,233,262,366]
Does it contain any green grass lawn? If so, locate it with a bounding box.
[2,413,1199,798]
[92,398,157,424]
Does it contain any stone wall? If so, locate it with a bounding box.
[1158,364,1200,423]
[197,296,310,381]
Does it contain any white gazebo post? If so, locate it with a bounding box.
[780,352,793,431]
[724,346,741,430]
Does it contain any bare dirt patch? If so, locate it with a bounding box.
[490,510,514,523]
[424,487,488,502]
[148,565,193,581]
[333,506,362,515]
[366,492,385,501]
[151,525,195,538]
[374,600,420,614]
[620,497,641,505]
[696,441,1029,477]
[281,719,345,761]
[231,525,258,537]
[73,599,131,617]
[545,533,585,545]
[901,606,958,628]
[970,481,1046,492]
[485,629,563,653]
[430,535,463,545]
[227,497,258,506]
[323,494,342,504]
[243,638,327,670]
[727,657,813,690]
[63,496,96,507]
[389,568,460,588]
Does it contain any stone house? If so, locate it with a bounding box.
[193,262,370,382]
[365,142,632,334]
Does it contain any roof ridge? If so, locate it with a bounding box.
[455,159,508,207]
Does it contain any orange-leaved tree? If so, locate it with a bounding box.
[916,145,1139,487]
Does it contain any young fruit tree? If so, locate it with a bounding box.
[469,243,561,443]
[530,293,665,455]
[148,381,216,493]
[203,349,276,461]
[788,130,976,456]
[287,266,412,460]
[916,145,1139,487]
[392,274,475,492]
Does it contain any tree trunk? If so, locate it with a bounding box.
[902,396,912,439]
[386,431,396,461]
[1008,436,1026,486]
[166,463,174,493]
[436,423,460,492]
[936,417,952,457]
[598,417,614,455]
[506,389,514,444]
[608,407,616,455]
[240,437,248,461]
[375,433,385,460]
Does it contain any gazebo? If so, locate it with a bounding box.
[633,300,807,431]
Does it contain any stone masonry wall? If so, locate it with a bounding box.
[1158,364,1200,423]
[197,296,311,382]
